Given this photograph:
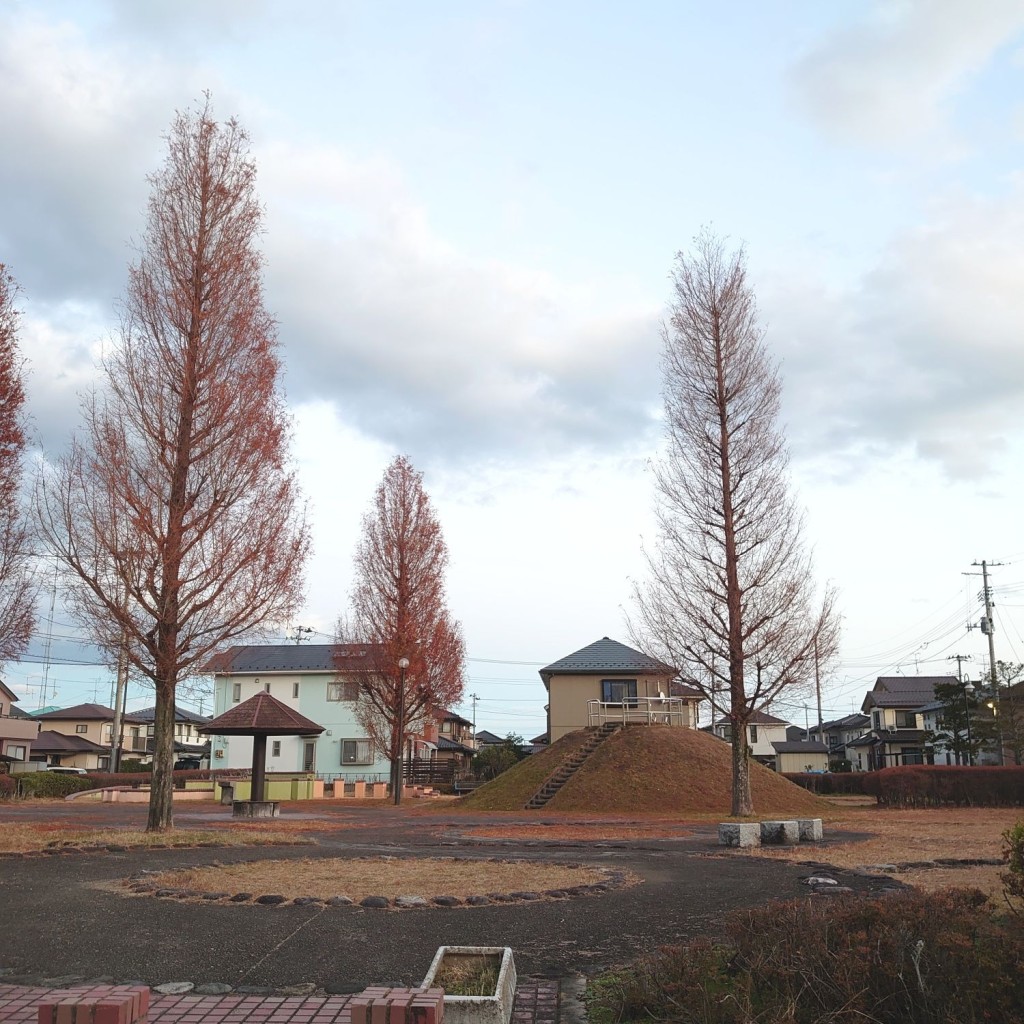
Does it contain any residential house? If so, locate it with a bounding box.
[132,705,212,764]
[528,731,549,754]
[473,730,505,749]
[30,704,148,769]
[915,698,998,766]
[203,644,392,780]
[539,637,703,742]
[0,681,39,770]
[772,740,829,773]
[28,730,109,770]
[857,676,951,769]
[704,709,790,767]
[431,710,477,774]
[807,713,870,769]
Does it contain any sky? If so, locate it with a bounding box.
[6,0,1024,740]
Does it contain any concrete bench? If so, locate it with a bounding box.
[797,818,823,842]
[718,822,761,847]
[37,985,149,1024]
[760,820,800,845]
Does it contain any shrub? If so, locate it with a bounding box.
[783,771,869,795]
[588,888,1024,1024]
[867,765,1024,808]
[117,759,151,773]
[15,772,96,799]
[1003,819,1024,910]
[0,774,15,800]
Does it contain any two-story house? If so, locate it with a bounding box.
[0,681,39,769]
[854,676,950,769]
[203,644,392,780]
[29,704,149,770]
[704,709,791,767]
[540,637,703,742]
[132,705,212,765]
[807,713,870,769]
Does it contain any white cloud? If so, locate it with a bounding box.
[792,0,1024,148]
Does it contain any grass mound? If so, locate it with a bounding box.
[463,726,830,816]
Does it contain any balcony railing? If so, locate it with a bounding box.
[587,697,691,729]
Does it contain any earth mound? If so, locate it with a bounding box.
[461,725,830,816]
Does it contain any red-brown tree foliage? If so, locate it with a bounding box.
[0,265,37,663]
[343,455,465,802]
[36,100,310,831]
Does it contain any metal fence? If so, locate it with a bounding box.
[587,697,691,728]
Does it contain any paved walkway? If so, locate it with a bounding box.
[0,980,559,1023]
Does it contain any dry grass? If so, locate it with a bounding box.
[460,726,832,816]
[465,822,697,840]
[145,856,626,900]
[0,823,310,854]
[744,806,1022,897]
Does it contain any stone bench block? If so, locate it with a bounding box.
[718,823,761,847]
[760,820,800,845]
[797,818,823,842]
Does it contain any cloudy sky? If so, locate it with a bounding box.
[6,0,1024,738]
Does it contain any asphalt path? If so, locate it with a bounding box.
[0,803,888,992]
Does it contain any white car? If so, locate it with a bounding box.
[42,766,88,775]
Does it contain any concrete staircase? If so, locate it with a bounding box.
[524,723,621,809]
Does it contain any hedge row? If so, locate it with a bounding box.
[863,765,1024,808]
[8,767,248,800]
[15,772,97,798]
[0,774,16,800]
[783,772,870,795]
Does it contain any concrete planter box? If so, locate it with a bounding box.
[421,946,516,1024]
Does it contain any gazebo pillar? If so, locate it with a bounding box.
[251,734,268,802]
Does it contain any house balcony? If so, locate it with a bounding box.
[587,697,691,729]
[0,715,41,744]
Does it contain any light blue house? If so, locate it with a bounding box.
[203,644,393,781]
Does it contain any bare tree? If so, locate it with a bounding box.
[632,231,838,816]
[36,100,310,831]
[343,455,465,804]
[0,266,37,662]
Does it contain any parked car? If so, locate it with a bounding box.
[42,766,88,775]
[174,758,202,770]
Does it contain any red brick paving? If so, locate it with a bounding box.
[0,981,559,1024]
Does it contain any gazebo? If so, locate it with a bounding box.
[199,691,325,818]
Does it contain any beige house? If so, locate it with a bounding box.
[31,703,149,769]
[540,637,702,742]
[0,681,39,768]
[772,740,829,773]
[857,676,949,769]
[706,709,791,766]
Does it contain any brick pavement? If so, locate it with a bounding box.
[0,980,560,1024]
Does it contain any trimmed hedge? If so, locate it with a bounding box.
[15,772,96,798]
[864,765,1024,808]
[0,774,15,800]
[783,772,870,795]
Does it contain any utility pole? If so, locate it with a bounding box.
[109,636,128,773]
[470,693,478,737]
[947,654,972,766]
[968,559,1004,764]
[290,625,314,644]
[814,635,823,742]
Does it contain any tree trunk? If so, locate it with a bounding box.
[147,681,176,831]
[731,720,753,816]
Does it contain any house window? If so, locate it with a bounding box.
[98,756,110,770]
[341,739,372,764]
[271,740,281,757]
[293,683,299,698]
[871,710,881,730]
[441,720,452,733]
[7,745,25,761]
[601,679,637,705]
[894,711,917,729]
[749,724,758,743]
[264,681,271,693]
[328,681,360,702]
[232,683,241,703]
[76,724,88,734]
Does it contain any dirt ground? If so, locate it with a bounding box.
[743,805,1022,898]
[144,855,626,900]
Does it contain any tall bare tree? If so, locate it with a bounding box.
[343,455,465,804]
[0,266,37,662]
[36,101,310,831]
[632,231,838,816]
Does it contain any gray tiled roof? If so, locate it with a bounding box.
[862,676,953,711]
[202,644,376,674]
[132,705,211,725]
[772,740,829,754]
[33,703,145,723]
[540,637,675,678]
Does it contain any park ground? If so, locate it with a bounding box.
[0,796,1020,1019]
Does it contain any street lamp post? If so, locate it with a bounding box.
[963,680,975,766]
[394,657,410,806]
